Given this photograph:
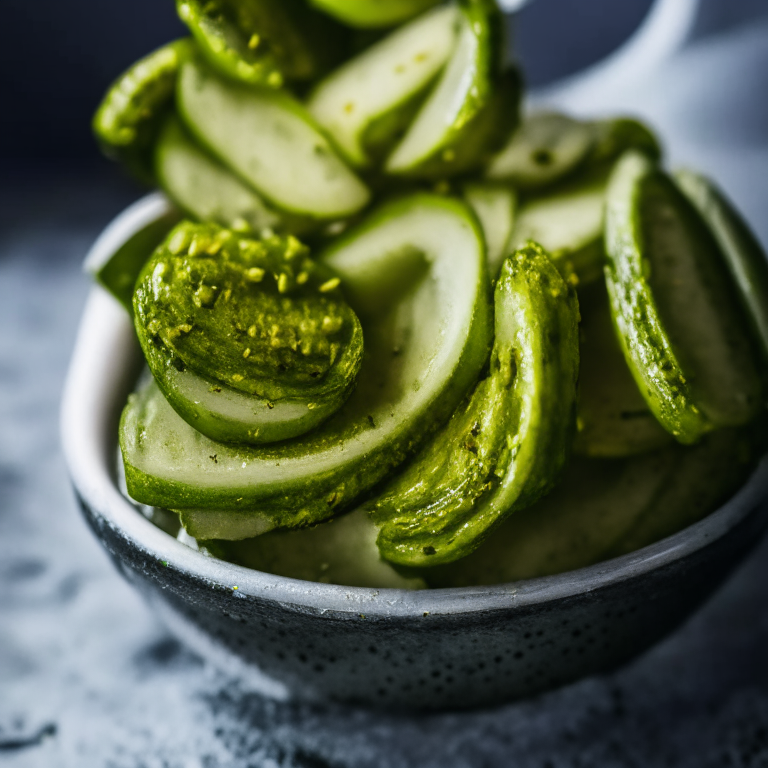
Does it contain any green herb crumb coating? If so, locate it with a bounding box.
[133,221,363,444]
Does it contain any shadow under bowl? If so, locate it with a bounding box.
[62,194,768,711]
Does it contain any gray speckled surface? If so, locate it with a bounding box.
[3,17,768,765]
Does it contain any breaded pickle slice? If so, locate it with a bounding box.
[121,195,492,538]
[463,182,518,279]
[177,56,371,219]
[176,0,346,88]
[487,113,660,191]
[308,5,458,168]
[424,425,761,586]
[675,169,768,364]
[154,114,313,237]
[371,243,580,567]
[134,222,363,445]
[385,0,518,178]
[309,0,442,28]
[93,39,195,183]
[510,165,610,286]
[575,281,672,457]
[604,151,763,443]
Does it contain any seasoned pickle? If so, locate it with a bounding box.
[372,243,579,567]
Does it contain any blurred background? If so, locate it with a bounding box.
[2,0,768,764]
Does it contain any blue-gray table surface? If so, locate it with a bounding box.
[3,18,768,765]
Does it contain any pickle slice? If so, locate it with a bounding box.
[134,222,363,445]
[371,243,580,567]
[177,57,371,219]
[309,0,442,28]
[308,5,458,168]
[424,426,760,587]
[675,169,768,364]
[511,165,609,286]
[486,112,597,189]
[575,281,672,457]
[486,113,661,191]
[604,151,763,443]
[93,39,195,183]
[207,509,427,589]
[176,0,346,88]
[121,195,492,536]
[464,182,517,279]
[385,0,518,178]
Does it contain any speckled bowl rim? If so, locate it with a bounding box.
[62,192,768,619]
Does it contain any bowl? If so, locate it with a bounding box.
[62,194,768,711]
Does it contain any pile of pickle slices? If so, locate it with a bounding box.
[93,0,768,588]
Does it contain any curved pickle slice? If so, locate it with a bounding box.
[510,165,610,286]
[154,114,314,237]
[486,113,661,191]
[176,0,346,88]
[674,169,768,365]
[93,38,195,184]
[308,5,458,168]
[575,281,672,458]
[177,56,371,219]
[308,0,442,28]
[463,182,517,279]
[121,195,492,538]
[134,222,363,445]
[385,0,517,178]
[604,151,763,444]
[371,243,580,567]
[424,425,761,587]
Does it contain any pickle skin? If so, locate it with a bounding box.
[372,242,580,568]
[604,151,763,444]
[93,38,196,184]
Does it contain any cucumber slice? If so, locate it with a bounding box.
[87,203,181,313]
[575,281,672,457]
[308,5,458,168]
[176,0,346,88]
[511,166,609,286]
[486,112,596,189]
[371,243,580,567]
[93,38,195,183]
[208,509,427,589]
[675,169,768,365]
[385,0,516,178]
[155,114,288,236]
[309,0,442,28]
[463,182,517,279]
[121,195,492,536]
[486,113,661,191]
[134,222,363,445]
[604,151,763,443]
[177,57,371,219]
[424,426,759,587]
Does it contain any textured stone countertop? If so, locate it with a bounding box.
[3,18,768,761]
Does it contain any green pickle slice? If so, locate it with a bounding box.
[674,169,768,365]
[510,165,610,286]
[575,281,672,457]
[176,0,346,88]
[463,182,518,279]
[93,39,195,184]
[385,0,518,178]
[134,222,364,445]
[177,56,371,219]
[604,151,764,443]
[371,243,580,567]
[121,195,492,538]
[308,5,459,168]
[308,0,442,28]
